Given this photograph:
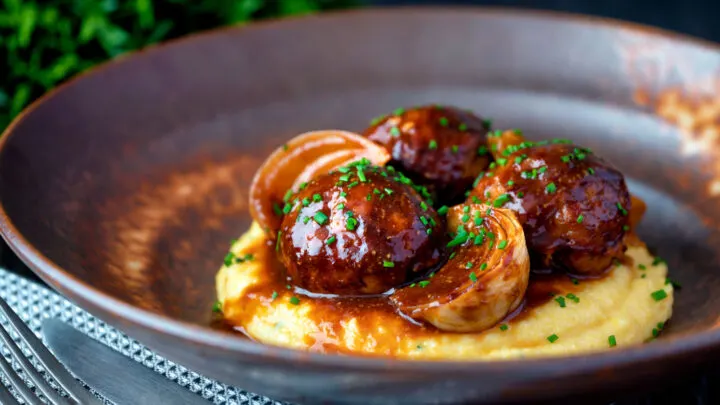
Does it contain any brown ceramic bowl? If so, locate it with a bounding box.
[1,7,720,405]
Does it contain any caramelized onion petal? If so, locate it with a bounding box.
[488,130,527,161]
[249,130,391,237]
[390,204,530,332]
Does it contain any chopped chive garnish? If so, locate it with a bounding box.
[429,140,438,150]
[465,262,473,269]
[623,225,630,231]
[302,197,310,207]
[459,123,468,131]
[439,117,449,127]
[283,189,293,202]
[389,126,401,137]
[302,216,311,224]
[547,334,559,343]
[289,296,300,305]
[545,182,557,194]
[326,235,337,245]
[348,181,359,188]
[426,228,433,235]
[616,202,628,216]
[451,145,459,153]
[338,166,351,173]
[517,192,524,197]
[498,240,508,249]
[461,214,470,222]
[507,180,515,186]
[212,301,222,312]
[608,335,617,347]
[651,289,668,301]
[271,291,278,301]
[499,324,508,331]
[469,272,478,282]
[337,203,345,210]
[276,231,282,252]
[480,263,488,271]
[587,167,596,175]
[652,257,665,266]
[223,252,235,267]
[493,194,511,207]
[312,194,322,202]
[473,235,484,245]
[577,214,584,223]
[497,158,508,166]
[477,146,488,156]
[554,296,566,308]
[338,174,350,182]
[449,252,456,260]
[393,107,405,115]
[298,182,308,190]
[638,264,647,270]
[340,191,348,198]
[447,232,470,247]
[383,260,395,268]
[420,201,428,211]
[571,278,579,285]
[566,293,579,303]
[314,212,328,225]
[419,280,431,288]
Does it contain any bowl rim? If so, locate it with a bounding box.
[1,6,719,373]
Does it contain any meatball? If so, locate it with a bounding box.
[278,162,444,295]
[468,139,631,275]
[363,105,492,204]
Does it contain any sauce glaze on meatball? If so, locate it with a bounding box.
[468,138,631,275]
[278,161,444,295]
[363,105,492,204]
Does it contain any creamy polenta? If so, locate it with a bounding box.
[216,222,673,360]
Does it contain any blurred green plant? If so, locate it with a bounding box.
[0,0,356,130]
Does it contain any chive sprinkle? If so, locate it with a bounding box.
[554,296,566,308]
[439,117,449,127]
[498,240,508,249]
[608,335,617,347]
[616,202,628,216]
[393,107,405,115]
[289,296,300,305]
[283,189,293,202]
[313,193,322,202]
[547,334,559,343]
[276,231,282,252]
[302,216,311,224]
[314,212,328,225]
[419,280,431,288]
[566,293,579,303]
[577,214,584,223]
[326,235,336,245]
[469,272,478,282]
[545,183,557,194]
[383,261,395,268]
[493,193,511,208]
[346,216,358,231]
[477,146,488,156]
[212,301,222,313]
[499,324,509,331]
[451,145,459,153]
[480,263,488,271]
[507,180,515,186]
[465,262,473,269]
[271,291,278,301]
[438,205,449,215]
[638,264,647,270]
[389,126,401,137]
[651,289,668,301]
[340,191,348,198]
[459,123,468,131]
[447,232,470,247]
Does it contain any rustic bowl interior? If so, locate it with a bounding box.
[1,8,720,404]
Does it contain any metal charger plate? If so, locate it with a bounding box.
[0,7,719,405]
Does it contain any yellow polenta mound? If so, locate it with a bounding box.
[216,222,673,360]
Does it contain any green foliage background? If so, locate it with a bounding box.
[0,0,356,130]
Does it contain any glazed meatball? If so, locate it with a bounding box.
[278,162,444,295]
[468,139,631,275]
[363,105,492,204]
